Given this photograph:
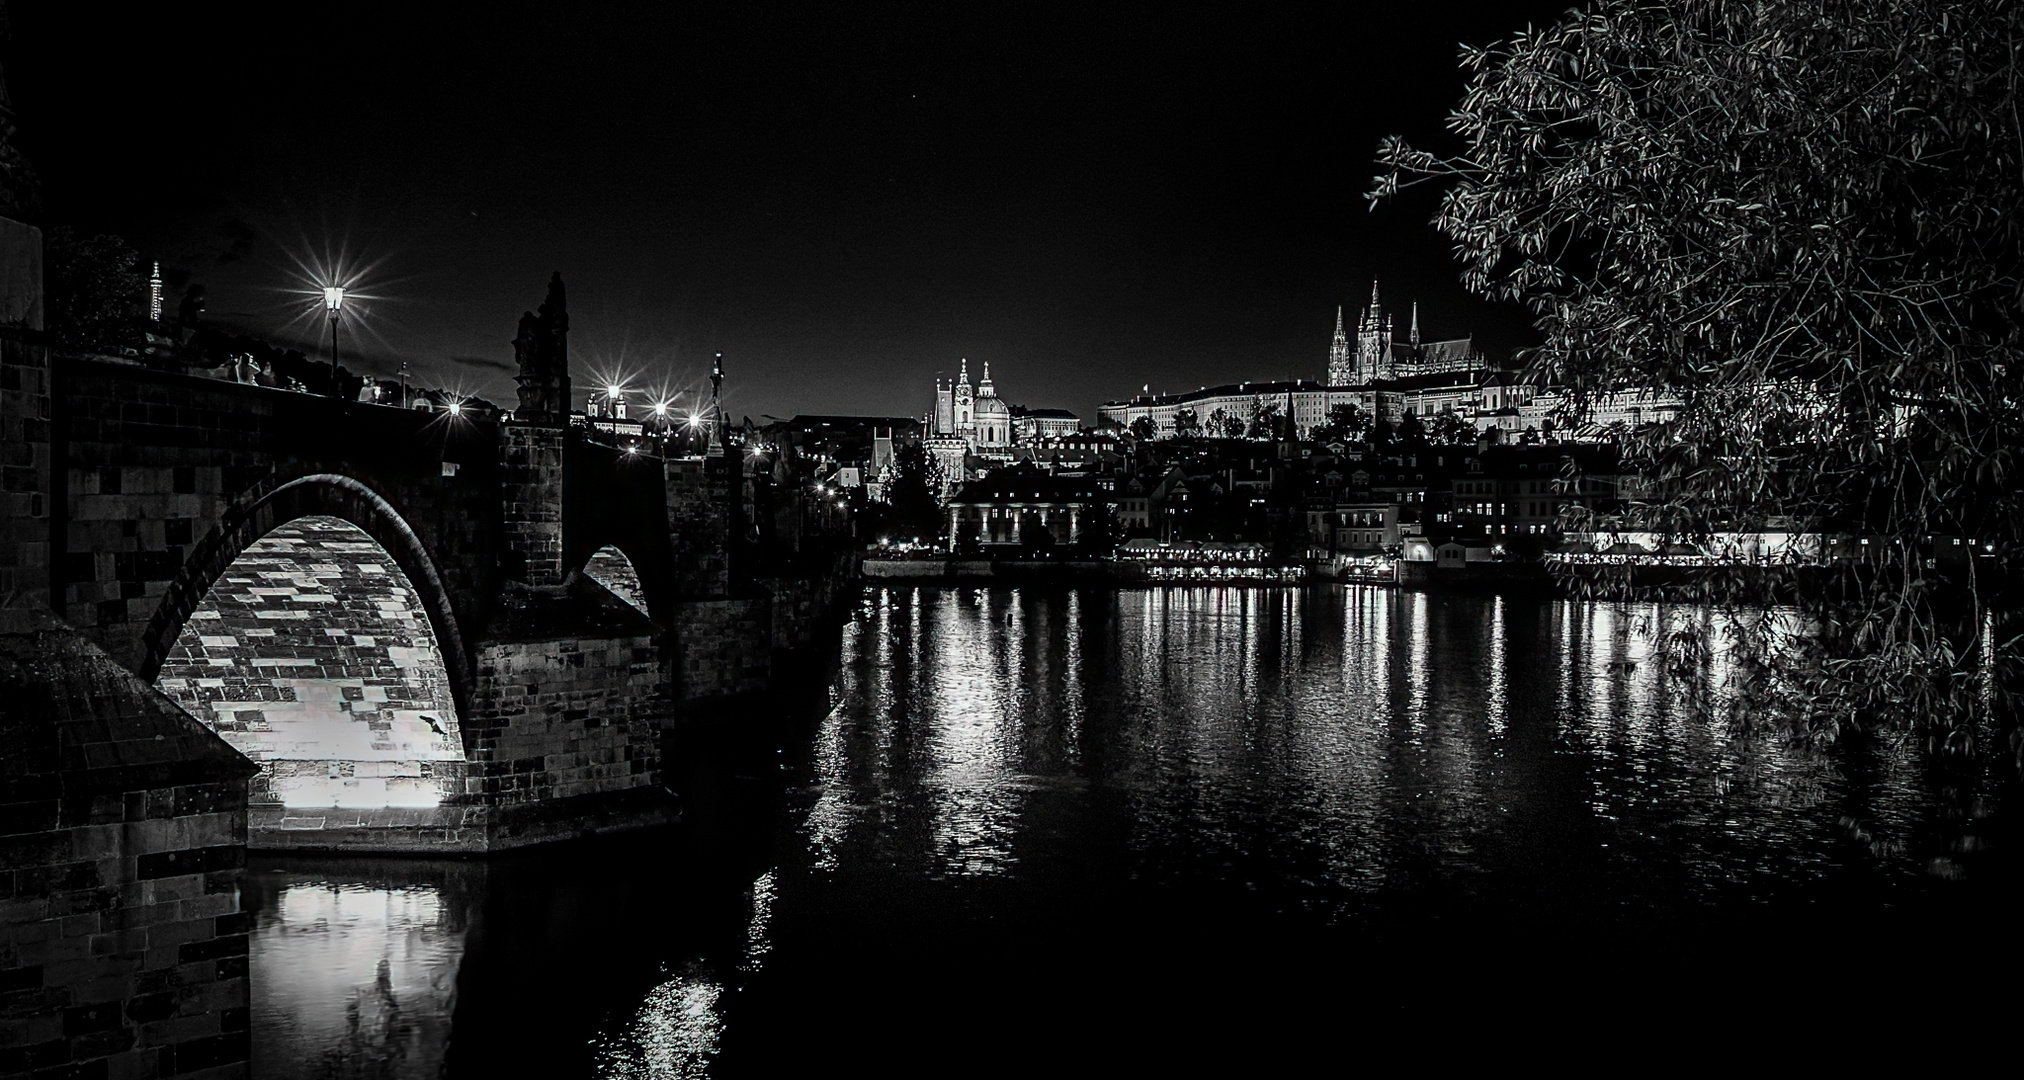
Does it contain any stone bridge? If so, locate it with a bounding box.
[3,272,756,853]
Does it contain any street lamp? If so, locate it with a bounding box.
[323,286,345,397]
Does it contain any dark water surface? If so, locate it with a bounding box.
[248,586,2019,1076]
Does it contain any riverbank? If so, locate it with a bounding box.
[859,553,1556,591]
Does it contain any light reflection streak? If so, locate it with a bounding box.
[1240,589,1262,731]
[1060,590,1084,766]
[1404,591,1430,736]
[593,872,777,1079]
[802,695,854,872]
[1486,595,1507,737]
[919,589,1024,876]
[1280,588,1390,889]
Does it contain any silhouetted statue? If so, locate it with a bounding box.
[512,272,570,424]
[176,285,205,331]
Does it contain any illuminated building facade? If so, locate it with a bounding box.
[1101,280,1505,438]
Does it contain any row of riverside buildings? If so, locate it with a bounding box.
[905,283,1660,560]
[699,282,1681,563]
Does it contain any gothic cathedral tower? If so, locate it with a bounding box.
[1327,305,1353,385]
[1355,280,1392,383]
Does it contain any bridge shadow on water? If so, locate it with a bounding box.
[245,587,2023,1077]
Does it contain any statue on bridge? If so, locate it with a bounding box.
[512,271,571,424]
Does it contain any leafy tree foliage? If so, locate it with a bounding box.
[1373,0,2023,743]
[1245,402,1282,440]
[1075,504,1127,557]
[1375,412,1428,451]
[883,442,944,544]
[1206,407,1245,439]
[1018,510,1055,553]
[1425,410,1477,446]
[1310,402,1372,447]
[44,227,144,355]
[1128,415,1158,442]
[1172,408,1203,439]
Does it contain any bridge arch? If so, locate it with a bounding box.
[140,473,473,729]
[581,544,650,617]
[564,528,673,632]
[155,515,467,808]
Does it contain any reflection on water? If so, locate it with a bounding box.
[248,587,2013,1076]
[589,872,775,1079]
[247,868,468,1079]
[800,587,1950,916]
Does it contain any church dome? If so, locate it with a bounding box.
[974,395,1010,417]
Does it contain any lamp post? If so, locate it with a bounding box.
[323,286,345,397]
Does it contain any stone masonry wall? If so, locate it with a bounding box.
[663,457,730,600]
[669,598,770,704]
[2,610,258,1079]
[154,517,464,810]
[0,779,251,1078]
[462,634,663,808]
[0,334,50,610]
[761,553,858,655]
[498,424,565,588]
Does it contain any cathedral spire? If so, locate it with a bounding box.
[1328,303,1353,385]
[1409,301,1420,348]
[959,356,969,386]
[1368,278,1381,315]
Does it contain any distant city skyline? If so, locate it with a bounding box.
[16,2,1568,421]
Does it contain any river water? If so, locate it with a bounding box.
[247,586,2018,1076]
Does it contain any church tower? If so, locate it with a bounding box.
[934,375,954,435]
[1356,280,1392,382]
[953,357,975,434]
[1327,305,1353,385]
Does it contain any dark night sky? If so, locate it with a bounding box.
[14,1,1572,423]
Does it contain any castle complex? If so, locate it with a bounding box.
[1102,281,1522,439]
[1101,280,1678,439]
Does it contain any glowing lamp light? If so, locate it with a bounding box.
[607,384,624,399]
[654,402,669,416]
[447,401,463,416]
[686,413,702,428]
[323,286,345,312]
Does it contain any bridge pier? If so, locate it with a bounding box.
[245,574,679,853]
